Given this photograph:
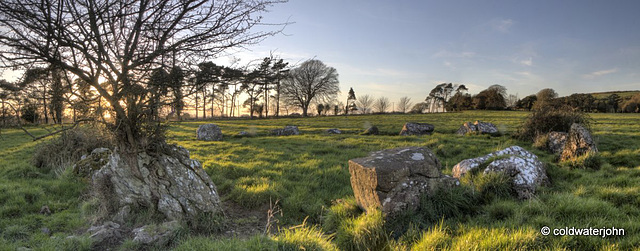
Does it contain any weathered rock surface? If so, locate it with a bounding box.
[91,144,222,221]
[452,146,549,199]
[196,124,223,141]
[349,147,460,218]
[132,221,181,246]
[547,131,568,155]
[73,148,112,177]
[456,122,477,135]
[456,121,499,135]
[561,123,598,161]
[362,126,379,135]
[326,128,342,134]
[476,121,499,135]
[399,122,435,136]
[87,221,123,246]
[271,126,300,136]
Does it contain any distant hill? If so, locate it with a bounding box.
[583,90,640,99]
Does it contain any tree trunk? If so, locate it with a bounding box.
[264,85,268,117]
[195,92,199,119]
[210,88,215,118]
[202,88,206,120]
[220,91,225,117]
[276,82,280,117]
[249,96,254,119]
[1,100,5,127]
[302,102,309,117]
[43,85,48,124]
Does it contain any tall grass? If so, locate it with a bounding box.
[1,111,639,249]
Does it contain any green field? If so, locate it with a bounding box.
[2,111,640,250]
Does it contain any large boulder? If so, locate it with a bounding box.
[456,121,499,135]
[452,146,549,199]
[271,126,300,136]
[547,131,568,155]
[196,124,223,141]
[349,147,459,218]
[561,123,598,161]
[91,144,222,221]
[399,122,435,136]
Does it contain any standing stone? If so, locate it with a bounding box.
[452,146,549,199]
[91,144,222,222]
[561,123,598,161]
[399,122,435,136]
[349,147,459,218]
[196,124,223,141]
[362,126,379,135]
[547,131,568,155]
[271,125,300,136]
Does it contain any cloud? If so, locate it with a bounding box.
[583,68,618,79]
[330,63,414,78]
[519,57,533,66]
[490,18,514,33]
[432,50,476,58]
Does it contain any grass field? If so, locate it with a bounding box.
[1,110,640,250]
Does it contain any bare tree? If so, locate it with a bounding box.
[281,59,340,117]
[397,96,412,113]
[357,94,373,114]
[0,0,285,147]
[374,96,390,113]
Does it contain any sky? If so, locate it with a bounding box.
[224,0,640,105]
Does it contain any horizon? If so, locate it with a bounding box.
[214,0,640,104]
[2,1,640,113]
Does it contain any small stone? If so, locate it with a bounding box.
[272,126,300,136]
[399,122,435,136]
[456,121,499,135]
[326,128,342,134]
[40,205,51,216]
[87,221,122,245]
[362,126,379,135]
[196,124,223,141]
[133,221,181,246]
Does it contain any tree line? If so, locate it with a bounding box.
[0,57,343,126]
[337,84,639,116]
